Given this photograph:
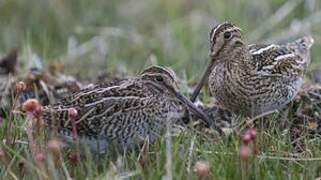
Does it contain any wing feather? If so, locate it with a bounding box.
[249,37,312,77]
[42,78,154,137]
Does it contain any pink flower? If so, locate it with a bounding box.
[15,81,26,93]
[194,160,210,179]
[242,133,252,145]
[240,145,251,161]
[22,99,41,114]
[68,108,78,119]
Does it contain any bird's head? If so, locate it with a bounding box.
[140,65,179,92]
[141,65,222,134]
[209,22,244,58]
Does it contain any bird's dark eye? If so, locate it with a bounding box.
[155,76,163,82]
[224,31,231,39]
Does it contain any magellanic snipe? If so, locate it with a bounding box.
[41,65,222,153]
[191,22,314,119]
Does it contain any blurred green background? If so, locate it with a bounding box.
[0,0,320,80]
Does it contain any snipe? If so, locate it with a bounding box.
[42,65,222,153]
[191,22,314,118]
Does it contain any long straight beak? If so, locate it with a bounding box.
[190,58,216,102]
[173,89,224,135]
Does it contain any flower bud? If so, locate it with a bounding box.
[16,81,26,93]
[69,151,81,164]
[34,152,45,163]
[194,160,210,179]
[248,129,257,140]
[68,108,78,119]
[240,145,251,161]
[242,133,252,145]
[48,139,62,157]
[22,99,41,113]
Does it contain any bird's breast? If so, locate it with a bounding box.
[208,64,257,114]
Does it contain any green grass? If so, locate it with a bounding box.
[1,0,321,179]
[2,117,321,179]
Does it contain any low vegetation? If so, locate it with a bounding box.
[1,0,321,179]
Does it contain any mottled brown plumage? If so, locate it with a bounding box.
[191,22,314,118]
[42,65,221,153]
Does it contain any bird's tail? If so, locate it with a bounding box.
[289,36,314,53]
[286,36,314,65]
